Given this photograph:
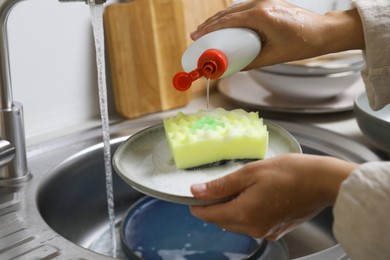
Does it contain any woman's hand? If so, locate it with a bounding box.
[190,154,357,240]
[190,0,364,69]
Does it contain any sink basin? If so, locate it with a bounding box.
[37,136,333,259]
[34,120,384,259]
[37,136,141,258]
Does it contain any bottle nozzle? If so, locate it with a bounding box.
[172,72,194,91]
[173,49,228,91]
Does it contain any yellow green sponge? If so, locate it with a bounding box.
[163,108,268,169]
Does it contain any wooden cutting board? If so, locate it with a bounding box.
[104,0,231,119]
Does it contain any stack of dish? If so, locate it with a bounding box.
[248,51,365,101]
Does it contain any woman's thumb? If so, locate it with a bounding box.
[191,172,248,200]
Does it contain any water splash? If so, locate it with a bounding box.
[89,4,117,257]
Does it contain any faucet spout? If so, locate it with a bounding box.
[0,0,30,185]
[0,0,20,110]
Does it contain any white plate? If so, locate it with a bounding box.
[113,121,301,205]
[261,51,364,76]
[218,72,365,114]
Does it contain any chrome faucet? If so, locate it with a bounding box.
[0,0,106,185]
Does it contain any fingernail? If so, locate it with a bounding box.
[192,183,207,193]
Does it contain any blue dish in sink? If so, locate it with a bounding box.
[120,196,288,260]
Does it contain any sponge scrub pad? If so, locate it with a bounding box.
[163,108,268,169]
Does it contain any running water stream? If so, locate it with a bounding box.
[89,4,117,257]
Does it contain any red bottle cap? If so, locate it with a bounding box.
[173,49,228,91]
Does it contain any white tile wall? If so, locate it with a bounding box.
[8,0,117,142]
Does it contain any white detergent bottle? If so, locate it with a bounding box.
[173,27,261,91]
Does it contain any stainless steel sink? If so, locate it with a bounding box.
[37,135,143,259]
[0,119,385,259]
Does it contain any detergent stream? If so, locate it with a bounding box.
[90,4,117,257]
[206,77,211,110]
